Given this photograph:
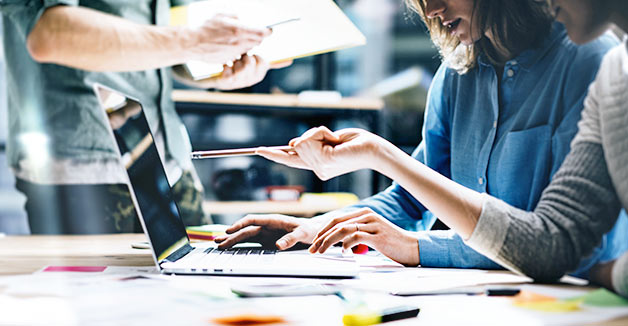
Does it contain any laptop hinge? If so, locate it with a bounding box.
[161,243,194,264]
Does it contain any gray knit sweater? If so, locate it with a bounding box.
[466,39,628,296]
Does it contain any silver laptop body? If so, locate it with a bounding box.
[94,84,359,278]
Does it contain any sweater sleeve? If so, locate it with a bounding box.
[466,141,622,282]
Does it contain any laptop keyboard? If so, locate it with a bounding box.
[187,247,277,268]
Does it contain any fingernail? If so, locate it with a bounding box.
[277,239,287,249]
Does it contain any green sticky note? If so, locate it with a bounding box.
[582,288,628,307]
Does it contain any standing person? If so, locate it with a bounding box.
[1,1,288,234]
[215,0,628,279]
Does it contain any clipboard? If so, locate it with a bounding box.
[170,0,366,80]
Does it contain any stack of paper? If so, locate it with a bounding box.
[186,224,229,241]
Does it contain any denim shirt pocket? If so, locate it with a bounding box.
[495,124,552,210]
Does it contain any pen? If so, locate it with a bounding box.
[343,305,420,326]
[485,288,520,296]
[191,145,295,159]
[266,17,301,29]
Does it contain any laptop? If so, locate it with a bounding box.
[93,84,359,278]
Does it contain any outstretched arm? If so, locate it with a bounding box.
[27,6,269,72]
[257,127,484,238]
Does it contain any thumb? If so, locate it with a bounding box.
[270,59,293,69]
[276,231,301,250]
[313,126,341,145]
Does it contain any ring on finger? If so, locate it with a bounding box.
[355,223,359,232]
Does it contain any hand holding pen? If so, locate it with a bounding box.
[191,145,295,159]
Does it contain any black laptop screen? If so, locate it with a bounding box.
[96,86,189,262]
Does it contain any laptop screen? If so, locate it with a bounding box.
[95,85,189,263]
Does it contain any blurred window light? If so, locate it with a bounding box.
[18,132,51,167]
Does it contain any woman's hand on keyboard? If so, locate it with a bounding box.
[214,214,323,250]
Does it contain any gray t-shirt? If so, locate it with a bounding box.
[0,0,193,185]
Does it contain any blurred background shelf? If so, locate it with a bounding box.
[172,90,383,110]
[203,199,355,217]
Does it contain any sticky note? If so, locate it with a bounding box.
[512,290,557,305]
[43,266,107,272]
[514,300,581,312]
[512,290,581,312]
[581,288,628,307]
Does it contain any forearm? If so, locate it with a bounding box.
[27,6,194,71]
[370,138,620,282]
[468,142,621,281]
[374,140,483,239]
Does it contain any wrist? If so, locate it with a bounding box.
[172,25,200,63]
[372,138,404,176]
[402,230,420,267]
[590,260,616,290]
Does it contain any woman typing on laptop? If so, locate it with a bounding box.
[215,0,628,284]
[221,0,628,296]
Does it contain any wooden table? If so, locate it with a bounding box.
[1,234,627,325]
[0,234,154,276]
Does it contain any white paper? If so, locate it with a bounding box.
[180,0,366,79]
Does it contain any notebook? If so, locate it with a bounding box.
[93,83,359,277]
[170,0,366,80]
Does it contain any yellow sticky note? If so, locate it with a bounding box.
[512,290,581,312]
[512,290,557,305]
[514,300,582,312]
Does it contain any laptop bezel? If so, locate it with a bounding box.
[93,82,192,272]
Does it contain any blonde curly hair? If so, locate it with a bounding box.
[406,0,553,73]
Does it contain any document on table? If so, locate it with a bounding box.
[341,268,532,295]
[170,0,366,79]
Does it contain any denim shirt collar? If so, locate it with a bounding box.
[478,22,566,71]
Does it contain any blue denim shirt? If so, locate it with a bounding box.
[1,0,193,177]
[345,24,628,276]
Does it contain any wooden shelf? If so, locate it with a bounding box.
[172,90,383,111]
[203,198,356,217]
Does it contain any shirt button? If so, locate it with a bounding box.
[507,69,515,78]
[493,120,497,128]
[478,177,484,185]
